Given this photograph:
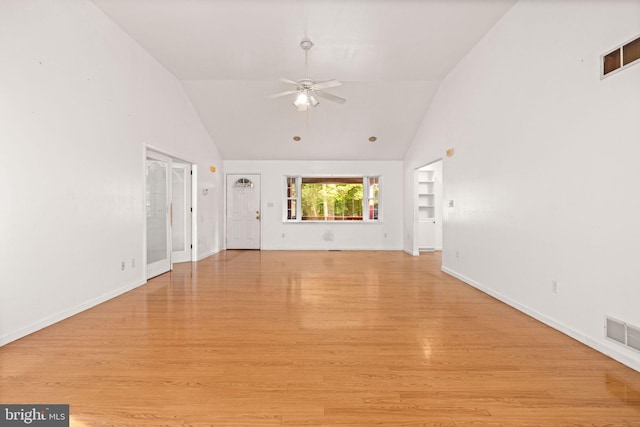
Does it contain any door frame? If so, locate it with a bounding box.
[144,146,198,279]
[225,173,262,250]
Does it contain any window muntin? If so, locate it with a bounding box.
[284,176,381,222]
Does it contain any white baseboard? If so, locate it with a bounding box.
[0,278,146,347]
[262,246,403,251]
[197,247,222,261]
[404,247,419,256]
[441,266,640,373]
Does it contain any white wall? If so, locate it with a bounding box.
[0,0,224,345]
[224,160,403,250]
[404,0,640,370]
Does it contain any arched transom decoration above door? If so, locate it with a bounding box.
[234,178,254,188]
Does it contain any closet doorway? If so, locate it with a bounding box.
[415,159,443,254]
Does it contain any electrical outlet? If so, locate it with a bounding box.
[121,261,125,271]
[552,280,559,294]
[131,258,135,268]
[456,250,460,259]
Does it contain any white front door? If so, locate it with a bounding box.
[171,162,192,263]
[226,174,261,249]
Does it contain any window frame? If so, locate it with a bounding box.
[283,175,382,223]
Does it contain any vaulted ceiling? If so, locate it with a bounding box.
[92,0,516,160]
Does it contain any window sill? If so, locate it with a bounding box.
[283,220,382,224]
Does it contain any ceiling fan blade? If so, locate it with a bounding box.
[315,90,346,104]
[267,90,298,99]
[313,80,341,90]
[279,78,299,86]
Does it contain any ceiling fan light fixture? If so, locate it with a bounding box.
[293,89,319,110]
[269,38,346,110]
[293,91,309,108]
[308,94,319,107]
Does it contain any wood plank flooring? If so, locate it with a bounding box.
[1,251,639,426]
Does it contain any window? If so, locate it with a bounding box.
[367,177,379,220]
[603,49,622,76]
[284,176,381,222]
[623,37,640,66]
[286,177,298,220]
[602,33,640,78]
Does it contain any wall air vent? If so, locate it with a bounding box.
[605,316,640,353]
[628,324,640,352]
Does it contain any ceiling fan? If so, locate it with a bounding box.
[268,38,346,112]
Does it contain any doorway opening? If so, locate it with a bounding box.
[145,148,197,279]
[415,159,443,255]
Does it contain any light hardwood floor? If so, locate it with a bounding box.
[1,251,639,426]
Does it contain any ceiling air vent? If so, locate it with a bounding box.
[606,316,640,353]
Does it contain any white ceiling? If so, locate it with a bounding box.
[92,0,516,160]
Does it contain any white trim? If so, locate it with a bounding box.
[282,220,384,225]
[197,247,222,261]
[441,266,640,373]
[404,247,419,256]
[145,144,197,165]
[0,279,146,347]
[260,246,404,251]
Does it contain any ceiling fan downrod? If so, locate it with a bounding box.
[300,37,313,79]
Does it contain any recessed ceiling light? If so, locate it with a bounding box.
[293,136,301,142]
[369,136,377,142]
